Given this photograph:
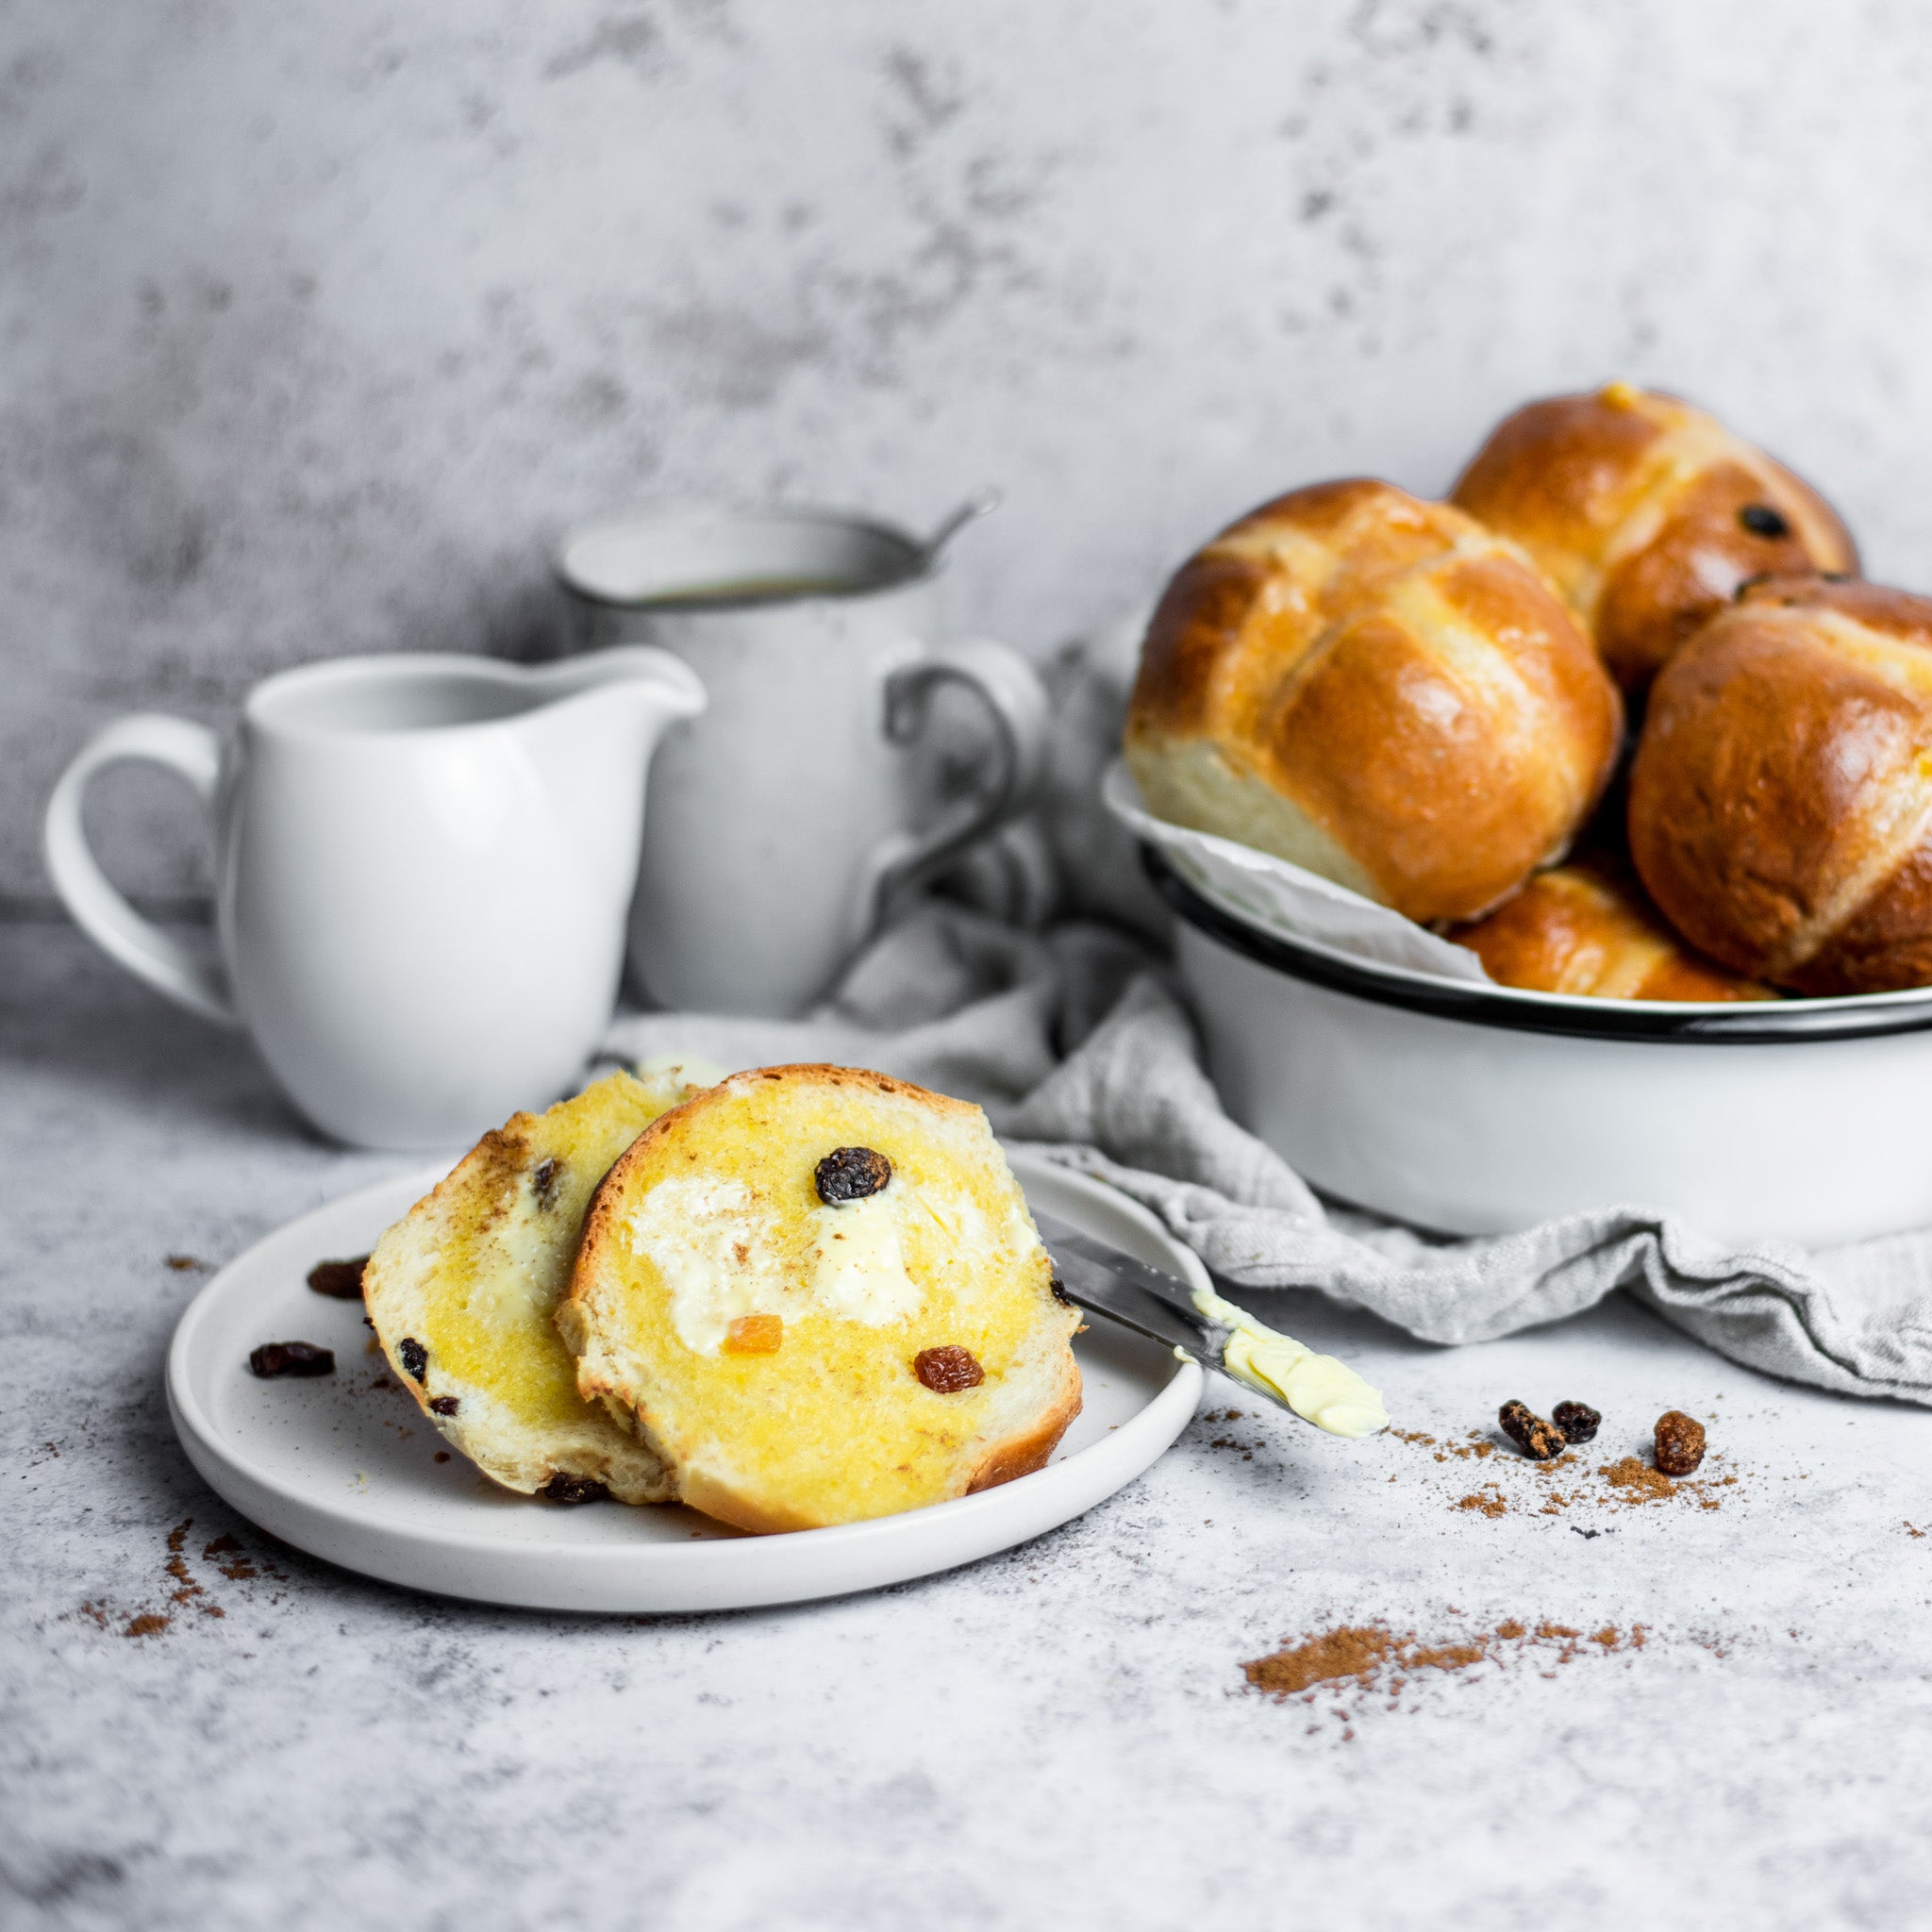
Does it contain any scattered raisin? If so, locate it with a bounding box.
[914,1345,985,1393]
[815,1146,891,1204]
[249,1341,336,1378]
[1050,1272,1073,1307]
[531,1157,563,1209]
[1654,1410,1707,1476]
[539,1474,610,1506]
[1498,1399,1564,1461]
[398,1338,428,1383]
[1552,1400,1601,1444]
[1739,503,1791,540]
[427,1395,459,1416]
[307,1256,369,1300]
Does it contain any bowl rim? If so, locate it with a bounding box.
[1144,847,1932,1044]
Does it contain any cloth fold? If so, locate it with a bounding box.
[603,901,1932,1408]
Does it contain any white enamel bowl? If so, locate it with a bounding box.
[165,1147,1205,1614]
[1150,851,1932,1249]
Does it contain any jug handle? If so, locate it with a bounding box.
[42,714,240,1026]
[854,639,1051,941]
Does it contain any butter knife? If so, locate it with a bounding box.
[1035,1212,1390,1440]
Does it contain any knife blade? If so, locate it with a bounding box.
[1034,1211,1389,1439]
[1035,1212,1234,1361]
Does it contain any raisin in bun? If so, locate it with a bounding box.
[1628,577,1932,995]
[1449,860,1774,1003]
[559,1065,1081,1534]
[1123,479,1622,925]
[1451,383,1858,694]
[362,1068,705,1505]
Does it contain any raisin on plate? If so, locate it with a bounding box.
[307,1256,369,1300]
[249,1341,336,1378]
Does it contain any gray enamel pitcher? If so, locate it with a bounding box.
[557,503,1049,1016]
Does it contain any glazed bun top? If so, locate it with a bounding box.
[1124,478,1622,925]
[1451,384,1858,693]
[1628,575,1932,995]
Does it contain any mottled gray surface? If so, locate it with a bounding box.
[9,1,1932,903]
[6,921,1932,1930]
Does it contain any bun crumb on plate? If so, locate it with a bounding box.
[559,1064,1083,1534]
[363,1068,707,1504]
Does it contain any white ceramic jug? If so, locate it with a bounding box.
[43,649,705,1148]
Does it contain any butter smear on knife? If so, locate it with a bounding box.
[1191,1286,1390,1439]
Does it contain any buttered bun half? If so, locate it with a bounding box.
[1630,576,1932,996]
[1452,383,1858,694]
[1124,478,1622,925]
[1448,860,1774,1003]
[559,1065,1082,1535]
[363,1068,708,1506]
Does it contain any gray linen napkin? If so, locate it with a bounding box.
[602,900,1932,1409]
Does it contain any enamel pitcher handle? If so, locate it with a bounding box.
[42,713,240,1026]
[857,639,1051,939]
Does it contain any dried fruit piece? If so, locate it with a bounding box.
[814,1145,891,1204]
[1050,1273,1073,1307]
[1738,502,1791,539]
[428,1395,459,1416]
[1552,1400,1601,1444]
[249,1341,336,1378]
[914,1345,985,1393]
[1654,1410,1707,1475]
[539,1473,610,1506]
[531,1156,563,1209]
[723,1313,783,1356]
[398,1337,428,1384]
[1498,1399,1564,1461]
[307,1256,369,1300]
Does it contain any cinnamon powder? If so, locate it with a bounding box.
[1242,1616,1652,1702]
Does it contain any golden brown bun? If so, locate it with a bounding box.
[1451,384,1858,693]
[1123,478,1623,924]
[1628,577,1932,994]
[1448,861,1774,1003]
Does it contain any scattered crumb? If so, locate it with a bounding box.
[165,1255,206,1272]
[1457,1489,1507,1518]
[124,1614,169,1639]
[1907,1522,1926,1539]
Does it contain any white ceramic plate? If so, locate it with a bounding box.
[165,1148,1207,1613]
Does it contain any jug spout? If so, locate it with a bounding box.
[535,646,707,751]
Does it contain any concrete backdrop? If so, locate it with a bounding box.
[6,0,1932,907]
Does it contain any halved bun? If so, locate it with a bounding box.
[363,1070,701,1503]
[559,1064,1081,1534]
